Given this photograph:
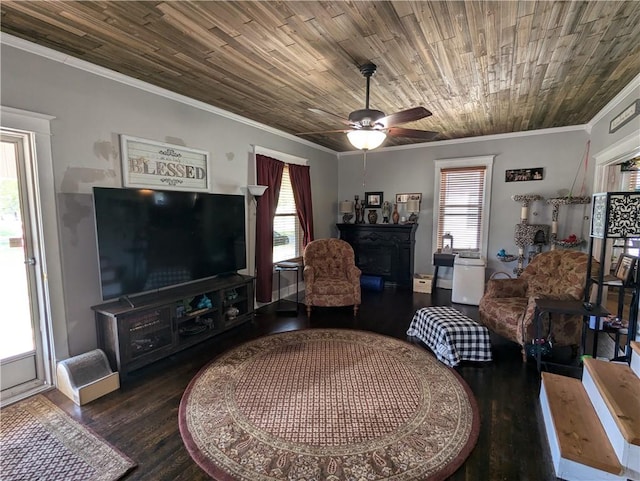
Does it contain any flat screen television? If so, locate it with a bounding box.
[93,187,246,300]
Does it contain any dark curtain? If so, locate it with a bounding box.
[255,154,284,302]
[289,163,315,248]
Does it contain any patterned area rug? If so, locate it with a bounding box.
[179,329,480,480]
[1,394,136,481]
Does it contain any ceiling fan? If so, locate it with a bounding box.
[298,62,438,150]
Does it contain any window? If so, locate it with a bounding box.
[273,164,302,263]
[433,156,494,257]
[626,168,639,191]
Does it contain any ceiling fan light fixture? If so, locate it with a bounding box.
[347,129,387,150]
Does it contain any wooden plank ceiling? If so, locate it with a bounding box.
[1,1,639,152]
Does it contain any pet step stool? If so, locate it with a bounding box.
[540,372,625,480]
[57,349,119,405]
[582,358,640,480]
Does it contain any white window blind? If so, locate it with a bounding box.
[437,166,486,251]
[623,167,640,257]
[626,168,639,190]
[273,165,302,263]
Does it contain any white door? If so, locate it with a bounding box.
[0,131,50,400]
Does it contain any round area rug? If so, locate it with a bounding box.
[179,329,479,480]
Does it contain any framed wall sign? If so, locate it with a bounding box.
[609,99,640,134]
[505,168,544,182]
[120,135,211,191]
[395,193,422,203]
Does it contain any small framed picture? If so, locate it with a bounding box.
[614,254,637,284]
[609,99,640,134]
[365,191,383,208]
[395,193,422,203]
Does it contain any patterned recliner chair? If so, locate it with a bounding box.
[303,238,361,318]
[479,250,598,359]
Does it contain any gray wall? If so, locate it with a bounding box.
[1,43,337,358]
[338,129,592,281]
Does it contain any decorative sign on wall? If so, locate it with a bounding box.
[120,135,210,191]
[395,193,422,203]
[609,99,640,134]
[505,168,544,182]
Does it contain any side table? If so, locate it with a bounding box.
[533,298,609,372]
[275,260,302,315]
[433,253,456,290]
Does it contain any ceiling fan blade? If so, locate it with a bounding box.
[308,108,353,126]
[387,127,438,140]
[296,129,352,135]
[379,107,432,127]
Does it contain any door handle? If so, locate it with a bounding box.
[24,257,36,266]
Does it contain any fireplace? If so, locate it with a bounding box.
[336,223,417,286]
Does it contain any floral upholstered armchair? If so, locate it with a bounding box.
[303,238,361,318]
[479,250,598,359]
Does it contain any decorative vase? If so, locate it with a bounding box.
[392,204,400,224]
[368,209,378,224]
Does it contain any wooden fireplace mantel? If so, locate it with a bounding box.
[336,223,417,287]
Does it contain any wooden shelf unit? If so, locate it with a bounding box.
[92,274,254,381]
[586,191,640,364]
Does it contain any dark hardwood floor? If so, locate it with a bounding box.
[44,287,581,481]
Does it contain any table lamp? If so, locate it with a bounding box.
[340,200,354,223]
[406,199,420,223]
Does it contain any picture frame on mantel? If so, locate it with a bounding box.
[365,191,383,208]
[120,135,211,192]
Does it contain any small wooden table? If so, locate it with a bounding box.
[275,260,302,314]
[533,298,609,372]
[433,253,455,290]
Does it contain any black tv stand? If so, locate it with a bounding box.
[216,272,242,279]
[93,275,255,381]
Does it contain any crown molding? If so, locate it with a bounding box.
[1,33,336,155]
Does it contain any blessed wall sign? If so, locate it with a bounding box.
[120,135,210,192]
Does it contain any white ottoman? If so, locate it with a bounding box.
[407,306,492,367]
